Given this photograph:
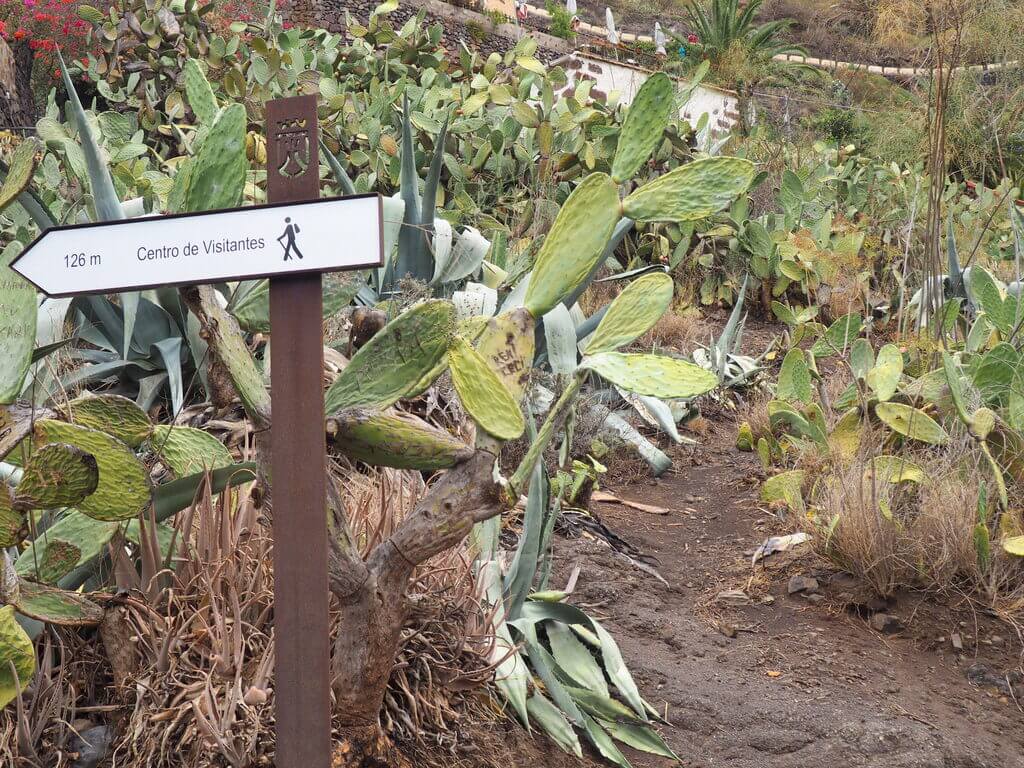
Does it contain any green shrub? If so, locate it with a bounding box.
[809,107,865,146]
[545,1,575,40]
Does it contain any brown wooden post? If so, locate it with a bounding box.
[266,95,332,768]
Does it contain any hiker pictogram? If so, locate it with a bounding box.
[278,216,304,261]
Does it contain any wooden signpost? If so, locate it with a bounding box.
[12,96,380,768]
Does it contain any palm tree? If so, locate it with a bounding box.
[676,0,808,64]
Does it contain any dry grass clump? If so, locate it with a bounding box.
[632,305,708,355]
[2,466,498,768]
[793,424,1024,616]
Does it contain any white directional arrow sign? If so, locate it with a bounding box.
[10,194,384,297]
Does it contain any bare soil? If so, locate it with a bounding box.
[547,420,1024,767]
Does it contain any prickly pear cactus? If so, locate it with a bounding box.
[581,352,720,399]
[448,337,525,440]
[13,443,100,510]
[0,604,35,708]
[622,157,756,222]
[474,308,536,401]
[584,271,674,355]
[183,58,218,125]
[611,73,675,184]
[12,579,104,626]
[16,512,119,582]
[0,242,37,405]
[64,394,153,448]
[329,409,474,470]
[150,425,232,477]
[0,137,40,214]
[325,300,456,414]
[32,420,150,521]
[0,486,21,548]
[523,173,621,318]
[183,103,247,212]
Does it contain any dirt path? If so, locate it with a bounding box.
[550,420,1024,768]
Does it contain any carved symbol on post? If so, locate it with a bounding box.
[273,116,311,178]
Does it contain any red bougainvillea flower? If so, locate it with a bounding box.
[687,33,698,44]
[13,28,27,39]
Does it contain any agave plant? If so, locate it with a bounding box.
[675,0,808,65]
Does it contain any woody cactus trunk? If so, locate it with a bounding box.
[178,71,753,763]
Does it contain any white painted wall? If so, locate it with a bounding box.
[557,53,744,146]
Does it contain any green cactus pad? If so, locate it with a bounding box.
[329,408,474,470]
[183,58,217,125]
[874,402,949,445]
[0,244,38,406]
[64,394,153,448]
[183,103,247,212]
[149,425,232,477]
[33,421,150,521]
[14,579,104,626]
[448,336,525,440]
[585,272,674,355]
[581,352,719,399]
[0,486,23,548]
[325,300,456,414]
[0,137,40,214]
[474,308,536,402]
[32,539,83,584]
[621,157,756,222]
[14,443,100,511]
[0,605,35,708]
[611,73,675,183]
[16,511,119,581]
[524,173,621,318]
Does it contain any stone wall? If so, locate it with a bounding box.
[283,0,572,61]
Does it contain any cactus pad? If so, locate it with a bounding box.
[524,173,621,318]
[474,308,536,402]
[0,137,40,214]
[582,352,719,399]
[330,408,474,470]
[622,157,756,222]
[64,394,153,448]
[32,539,83,584]
[150,425,232,477]
[14,443,100,511]
[1,404,45,462]
[325,300,456,414]
[0,486,23,548]
[33,421,150,521]
[611,73,674,183]
[449,336,525,440]
[183,103,247,212]
[14,579,104,626]
[874,402,949,445]
[183,58,217,125]
[585,272,674,355]
[0,243,37,405]
[16,511,119,580]
[0,605,35,708]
